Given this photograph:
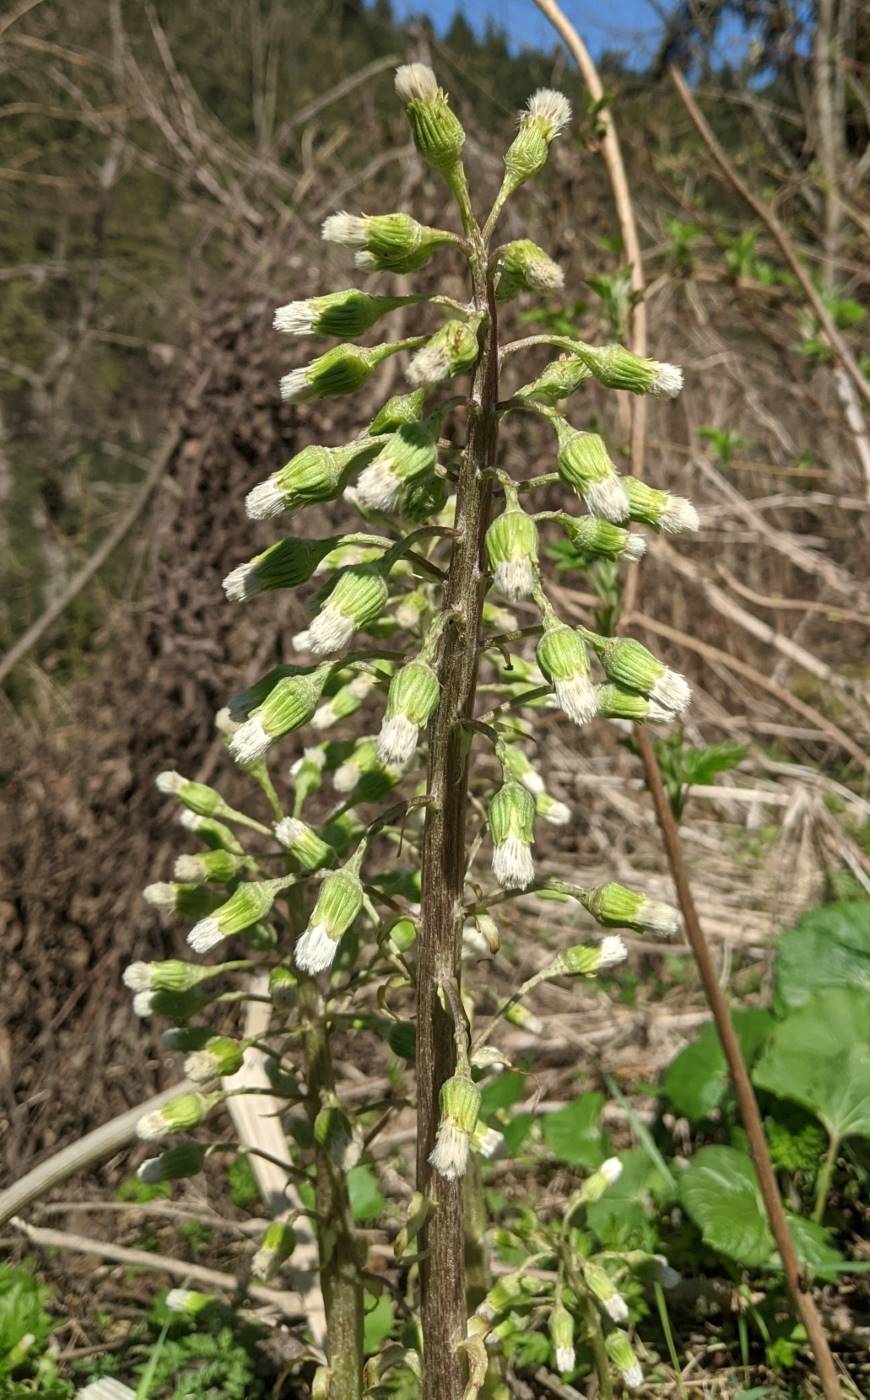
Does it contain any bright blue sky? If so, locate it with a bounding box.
[379,0,673,62]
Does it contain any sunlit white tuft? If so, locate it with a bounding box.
[222,562,262,601]
[228,715,271,765]
[333,759,359,793]
[273,301,315,335]
[245,479,286,520]
[554,675,598,726]
[526,88,571,137]
[583,475,630,522]
[137,1157,163,1184]
[174,854,202,882]
[185,1050,220,1084]
[187,916,224,954]
[600,1156,623,1185]
[279,367,311,403]
[651,668,692,714]
[518,768,545,796]
[156,770,184,795]
[143,882,177,911]
[132,991,155,1017]
[123,962,151,992]
[640,899,679,936]
[311,700,338,730]
[462,923,491,961]
[623,533,647,561]
[357,459,401,511]
[322,211,366,247]
[294,921,338,974]
[623,1363,643,1390]
[646,698,676,723]
[652,361,683,396]
[304,605,355,654]
[604,1293,629,1323]
[428,1122,470,1181]
[493,557,535,601]
[274,817,306,849]
[540,798,571,825]
[136,1109,168,1141]
[378,714,418,766]
[599,935,628,967]
[555,1346,576,1374]
[475,1127,505,1159]
[660,496,699,533]
[395,63,438,103]
[166,1289,195,1314]
[492,835,535,890]
[527,258,564,292]
[407,343,449,387]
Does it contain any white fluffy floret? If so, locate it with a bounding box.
[540,798,571,825]
[645,698,676,724]
[651,668,692,714]
[526,256,564,292]
[311,700,338,730]
[493,557,536,602]
[518,768,545,797]
[304,605,355,654]
[428,1122,470,1181]
[333,759,360,793]
[187,916,224,954]
[143,882,177,911]
[156,769,184,795]
[222,561,262,601]
[279,367,311,402]
[136,1109,169,1141]
[660,495,699,534]
[554,675,598,726]
[600,1156,623,1185]
[377,714,418,766]
[123,962,152,992]
[132,991,155,1018]
[583,474,630,523]
[395,62,439,103]
[178,809,199,831]
[174,854,203,883]
[184,1050,220,1084]
[555,1346,576,1374]
[623,533,647,561]
[492,835,535,890]
[228,715,271,765]
[407,343,450,387]
[599,935,628,968]
[604,1293,630,1323]
[638,898,679,936]
[526,88,572,137]
[652,361,683,397]
[245,479,286,520]
[356,459,402,511]
[623,1362,643,1390]
[274,817,306,850]
[321,211,366,247]
[294,921,339,974]
[273,301,315,335]
[165,1289,195,1313]
[475,1127,505,1159]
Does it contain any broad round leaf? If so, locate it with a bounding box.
[774,901,870,1011]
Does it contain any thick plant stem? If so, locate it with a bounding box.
[635,724,844,1400]
[417,244,499,1400]
[301,979,364,1398]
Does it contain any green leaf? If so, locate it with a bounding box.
[347,1165,385,1222]
[661,1011,773,1121]
[586,1146,673,1251]
[363,1293,394,1354]
[773,901,870,1010]
[500,1112,534,1156]
[540,1091,604,1168]
[753,988,870,1143]
[682,741,747,787]
[479,1070,526,1117]
[680,1147,843,1273]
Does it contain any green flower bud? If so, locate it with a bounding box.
[623,476,699,534]
[488,780,536,889]
[581,881,679,936]
[136,1091,219,1140]
[294,867,364,974]
[476,1270,541,1322]
[536,791,572,826]
[605,1329,642,1390]
[187,877,288,954]
[137,1143,206,1184]
[312,673,373,730]
[245,440,380,520]
[554,419,629,522]
[322,210,455,273]
[583,1260,629,1322]
[355,409,444,512]
[395,63,466,177]
[504,1002,543,1035]
[387,1020,416,1060]
[494,240,563,302]
[131,985,212,1021]
[173,849,246,886]
[185,1035,245,1084]
[555,513,646,562]
[594,682,673,724]
[166,1288,218,1316]
[515,353,592,406]
[486,505,539,601]
[407,317,481,388]
[397,471,449,524]
[178,810,245,855]
[386,914,418,953]
[377,658,440,765]
[229,665,330,764]
[428,1074,481,1181]
[280,340,417,405]
[573,342,683,397]
[314,1099,360,1170]
[291,745,327,806]
[156,772,229,818]
[223,536,337,601]
[549,1303,575,1374]
[500,744,544,796]
[536,623,597,726]
[294,566,388,655]
[275,817,335,871]
[367,387,429,434]
[592,637,691,714]
[268,964,298,1007]
[252,1221,297,1282]
[143,881,221,920]
[274,289,418,340]
[549,936,627,977]
[123,959,234,994]
[579,1155,622,1203]
[334,736,404,800]
[502,89,571,193]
